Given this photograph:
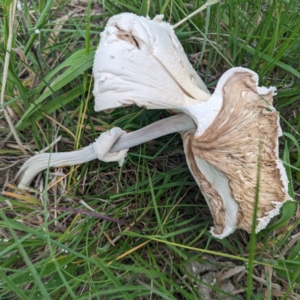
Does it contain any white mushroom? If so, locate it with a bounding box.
[16,12,291,239]
[92,13,291,238]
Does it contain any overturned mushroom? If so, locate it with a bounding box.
[92,13,291,238]
[16,12,291,238]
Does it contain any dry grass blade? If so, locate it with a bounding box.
[49,206,133,228]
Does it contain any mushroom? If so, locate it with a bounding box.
[92,13,291,238]
[16,13,291,238]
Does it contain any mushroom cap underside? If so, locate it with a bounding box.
[184,69,291,238]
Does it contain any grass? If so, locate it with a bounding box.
[1,0,300,299]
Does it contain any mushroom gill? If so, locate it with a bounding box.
[191,70,290,234]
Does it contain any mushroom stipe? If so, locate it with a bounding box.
[16,13,292,239]
[16,114,195,188]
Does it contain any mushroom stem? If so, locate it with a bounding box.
[110,113,195,152]
[16,114,195,188]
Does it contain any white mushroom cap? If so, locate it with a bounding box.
[93,12,210,112]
